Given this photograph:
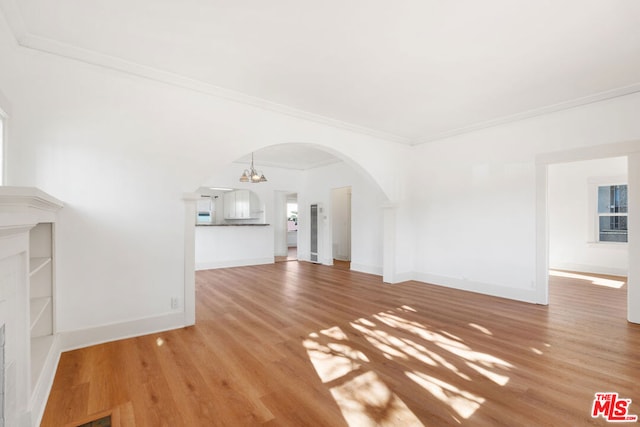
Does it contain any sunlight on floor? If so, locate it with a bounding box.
[549,270,626,288]
[530,347,543,355]
[406,371,485,419]
[330,371,424,427]
[303,305,512,426]
[304,327,368,383]
[468,323,492,336]
[465,361,509,386]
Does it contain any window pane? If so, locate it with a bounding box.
[599,215,628,242]
[598,185,628,213]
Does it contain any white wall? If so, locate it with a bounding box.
[195,164,302,269]
[195,225,273,270]
[2,0,640,346]
[299,162,387,275]
[411,92,640,304]
[0,13,402,342]
[549,157,628,276]
[196,160,386,275]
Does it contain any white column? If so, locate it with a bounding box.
[183,193,199,326]
[628,153,640,324]
[535,162,549,305]
[382,203,397,284]
[273,191,288,257]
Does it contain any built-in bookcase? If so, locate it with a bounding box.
[29,223,55,391]
[0,187,63,426]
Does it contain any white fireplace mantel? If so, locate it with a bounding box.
[0,187,63,427]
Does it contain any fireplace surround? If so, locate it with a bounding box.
[0,187,63,426]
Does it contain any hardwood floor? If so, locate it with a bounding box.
[42,263,640,426]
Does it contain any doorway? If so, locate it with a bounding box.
[548,157,628,277]
[286,193,298,261]
[547,157,628,306]
[536,141,640,324]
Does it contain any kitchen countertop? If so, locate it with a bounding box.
[196,223,270,226]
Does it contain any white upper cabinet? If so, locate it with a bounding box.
[223,190,260,219]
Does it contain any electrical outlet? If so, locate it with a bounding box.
[171,297,179,309]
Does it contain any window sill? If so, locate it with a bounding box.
[587,241,628,248]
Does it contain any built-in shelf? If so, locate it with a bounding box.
[29,297,51,331]
[30,335,55,390]
[29,257,51,277]
[0,187,63,426]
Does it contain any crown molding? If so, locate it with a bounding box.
[24,33,412,145]
[0,0,27,42]
[1,1,639,148]
[0,0,411,145]
[414,83,640,145]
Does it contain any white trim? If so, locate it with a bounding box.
[59,312,186,352]
[30,335,60,427]
[0,187,64,221]
[350,263,382,276]
[382,203,397,283]
[536,140,640,165]
[182,193,199,327]
[535,162,549,305]
[196,257,274,271]
[391,271,413,284]
[416,84,640,145]
[627,153,640,323]
[412,272,539,304]
[2,2,640,147]
[2,31,409,145]
[549,262,627,278]
[537,140,640,324]
[0,88,10,186]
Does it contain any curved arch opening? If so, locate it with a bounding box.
[183,142,395,325]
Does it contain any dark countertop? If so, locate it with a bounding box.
[196,223,270,226]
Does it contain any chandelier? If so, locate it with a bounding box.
[239,152,267,183]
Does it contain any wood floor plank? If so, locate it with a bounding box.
[42,262,640,426]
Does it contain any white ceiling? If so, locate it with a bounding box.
[235,145,341,170]
[3,1,640,145]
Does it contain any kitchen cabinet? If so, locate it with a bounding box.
[223,190,260,219]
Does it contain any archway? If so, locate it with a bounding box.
[183,142,398,325]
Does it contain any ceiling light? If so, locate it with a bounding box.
[240,152,267,183]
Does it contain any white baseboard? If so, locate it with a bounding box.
[196,257,274,270]
[30,335,61,427]
[411,272,540,304]
[392,271,414,283]
[350,263,383,276]
[550,262,627,277]
[59,312,186,352]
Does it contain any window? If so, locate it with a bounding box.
[597,184,627,242]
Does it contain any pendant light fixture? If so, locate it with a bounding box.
[239,152,267,183]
